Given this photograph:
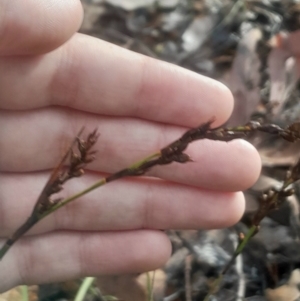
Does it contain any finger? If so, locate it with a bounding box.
[0,230,170,291]
[0,171,245,236]
[0,0,83,55]
[0,34,233,128]
[0,108,261,191]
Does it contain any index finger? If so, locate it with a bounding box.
[0,34,233,128]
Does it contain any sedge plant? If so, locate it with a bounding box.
[1,118,300,299]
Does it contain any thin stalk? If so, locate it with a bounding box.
[126,152,161,170]
[43,151,160,217]
[146,272,152,301]
[42,178,107,217]
[146,271,156,301]
[20,285,29,301]
[0,244,10,260]
[203,225,257,301]
[235,225,257,254]
[222,225,257,275]
[0,215,38,259]
[75,277,96,301]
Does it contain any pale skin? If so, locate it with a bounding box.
[0,0,264,293]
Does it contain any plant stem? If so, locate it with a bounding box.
[75,277,96,301]
[20,285,29,301]
[43,151,161,217]
[222,225,257,275]
[42,178,107,217]
[0,215,38,259]
[203,225,257,301]
[146,271,156,301]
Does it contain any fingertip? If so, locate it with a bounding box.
[223,191,246,227]
[178,72,234,128]
[132,231,172,272]
[0,0,84,56]
[229,139,262,191]
[40,0,84,54]
[195,191,245,229]
[131,53,235,128]
[241,141,262,190]
[174,71,234,128]
[210,192,246,228]
[210,80,234,127]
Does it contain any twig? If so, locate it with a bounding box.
[185,254,193,301]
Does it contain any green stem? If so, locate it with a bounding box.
[203,225,257,301]
[146,272,155,301]
[20,285,29,301]
[41,178,107,218]
[43,151,160,218]
[127,152,160,170]
[75,277,96,301]
[234,225,257,255]
[222,225,257,275]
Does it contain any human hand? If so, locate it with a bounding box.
[0,0,261,292]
